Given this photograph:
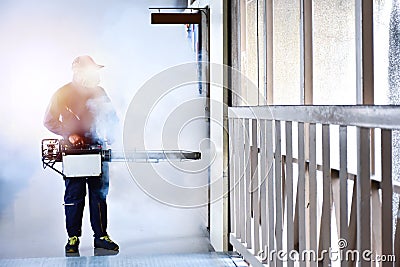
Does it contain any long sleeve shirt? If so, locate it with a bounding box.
[43,82,117,143]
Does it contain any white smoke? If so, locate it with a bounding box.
[86,95,119,144]
[0,0,208,258]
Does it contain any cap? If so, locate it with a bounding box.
[72,55,104,70]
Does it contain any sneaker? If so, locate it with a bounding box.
[94,235,119,251]
[65,236,80,254]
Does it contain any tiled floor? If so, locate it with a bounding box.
[0,253,242,267]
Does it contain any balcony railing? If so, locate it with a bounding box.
[228,105,399,267]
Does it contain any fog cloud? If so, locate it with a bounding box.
[0,0,208,258]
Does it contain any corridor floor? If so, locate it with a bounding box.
[0,252,246,267]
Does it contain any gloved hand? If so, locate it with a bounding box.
[68,134,85,147]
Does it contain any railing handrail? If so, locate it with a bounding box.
[229,105,400,129]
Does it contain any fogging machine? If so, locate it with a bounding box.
[41,139,201,179]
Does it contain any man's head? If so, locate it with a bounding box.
[72,55,104,88]
[72,55,104,70]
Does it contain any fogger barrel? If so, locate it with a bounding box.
[41,139,201,178]
[103,150,202,162]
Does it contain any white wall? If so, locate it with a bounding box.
[189,0,227,251]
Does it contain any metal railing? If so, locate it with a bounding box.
[228,105,398,267]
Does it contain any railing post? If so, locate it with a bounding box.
[357,127,371,266]
[229,118,236,237]
[381,129,393,267]
[321,124,331,266]
[286,121,294,267]
[238,118,246,242]
[266,119,275,266]
[259,119,268,257]
[339,126,349,267]
[244,119,252,248]
[298,122,306,267]
[275,120,283,266]
[251,119,260,254]
[234,119,241,240]
[308,123,317,267]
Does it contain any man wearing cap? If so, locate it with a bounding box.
[44,55,119,255]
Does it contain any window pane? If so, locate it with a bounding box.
[313,0,356,104]
[245,0,259,105]
[375,0,393,104]
[273,0,301,104]
[258,0,266,104]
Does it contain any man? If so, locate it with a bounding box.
[44,55,119,255]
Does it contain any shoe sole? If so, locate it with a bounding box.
[94,248,119,256]
[65,252,80,257]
